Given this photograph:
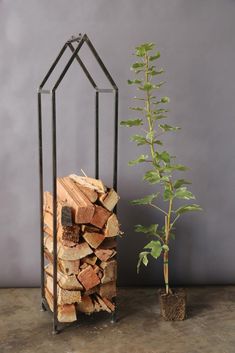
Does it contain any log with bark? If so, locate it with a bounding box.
[43,173,120,322]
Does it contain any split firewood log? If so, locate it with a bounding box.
[99,188,120,211]
[104,214,120,237]
[44,234,93,260]
[76,295,95,314]
[98,281,116,299]
[90,205,111,229]
[44,249,80,275]
[100,260,117,284]
[95,248,117,262]
[69,174,106,193]
[45,288,77,323]
[45,263,83,290]
[100,237,117,250]
[93,295,113,313]
[82,232,105,249]
[57,177,95,223]
[81,255,97,266]
[46,274,81,305]
[77,265,100,291]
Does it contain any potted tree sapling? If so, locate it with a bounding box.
[121,42,202,321]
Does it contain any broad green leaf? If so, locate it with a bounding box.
[131,134,147,146]
[153,139,163,146]
[161,96,170,103]
[164,164,188,172]
[175,204,202,215]
[132,97,145,101]
[135,224,159,235]
[143,170,161,184]
[131,62,145,71]
[139,82,155,91]
[152,97,170,105]
[129,106,144,111]
[152,114,168,121]
[174,187,195,200]
[174,179,191,189]
[163,188,174,201]
[135,47,145,57]
[159,124,181,132]
[131,193,159,205]
[120,119,143,127]
[128,79,142,85]
[148,68,164,76]
[159,151,171,163]
[144,240,162,259]
[136,43,155,52]
[128,154,148,166]
[137,251,149,273]
[149,51,161,61]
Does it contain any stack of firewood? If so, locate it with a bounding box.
[43,174,120,322]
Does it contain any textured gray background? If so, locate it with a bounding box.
[1,0,235,287]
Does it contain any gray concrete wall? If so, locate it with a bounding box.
[1,0,235,287]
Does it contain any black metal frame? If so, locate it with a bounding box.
[37,33,118,334]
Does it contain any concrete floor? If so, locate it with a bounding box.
[0,287,235,353]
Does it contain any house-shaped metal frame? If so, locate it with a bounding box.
[37,33,118,334]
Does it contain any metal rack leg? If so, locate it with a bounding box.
[111,298,117,323]
[41,300,47,312]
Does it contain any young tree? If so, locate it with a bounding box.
[121,43,202,294]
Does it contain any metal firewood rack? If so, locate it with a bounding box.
[37,33,118,334]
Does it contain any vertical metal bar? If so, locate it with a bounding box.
[38,92,46,311]
[95,91,99,179]
[113,89,118,192]
[52,91,58,334]
[111,89,118,324]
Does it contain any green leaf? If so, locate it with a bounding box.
[148,68,164,76]
[144,240,162,259]
[132,97,145,101]
[152,97,170,105]
[128,154,148,166]
[129,106,144,111]
[137,251,149,273]
[140,82,154,91]
[170,164,188,171]
[162,244,169,251]
[152,114,168,121]
[159,124,181,132]
[159,151,171,163]
[128,79,142,85]
[136,43,155,52]
[131,193,159,205]
[120,119,143,127]
[153,139,163,146]
[135,224,159,235]
[161,97,170,103]
[163,187,174,201]
[149,51,161,61]
[175,204,202,215]
[131,134,147,146]
[131,62,145,70]
[143,170,161,184]
[174,187,195,200]
[174,179,191,189]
